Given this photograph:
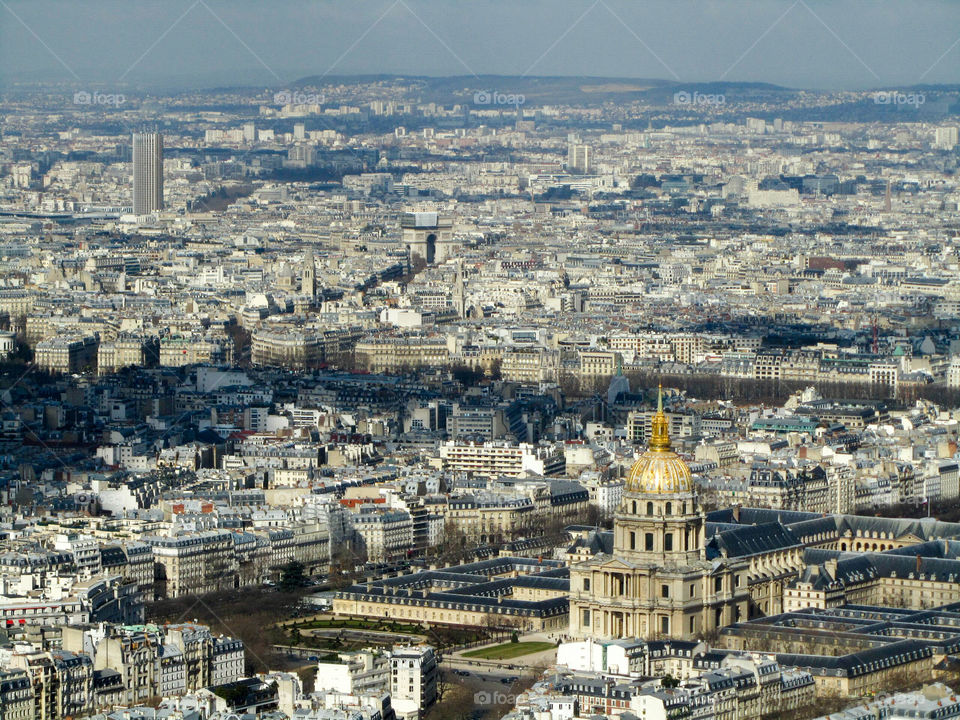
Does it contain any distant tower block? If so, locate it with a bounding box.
[132,132,164,215]
[302,247,316,297]
[567,142,590,173]
[402,212,454,265]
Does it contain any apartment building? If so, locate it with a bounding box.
[159,335,232,367]
[626,410,700,443]
[5,649,94,720]
[316,650,390,696]
[34,336,99,374]
[97,335,150,375]
[578,350,622,383]
[54,622,245,709]
[0,670,32,720]
[146,531,236,598]
[390,645,438,720]
[251,329,327,369]
[501,346,558,383]
[0,574,143,635]
[354,335,449,373]
[436,441,565,477]
[446,494,535,544]
[351,507,414,562]
[291,521,331,574]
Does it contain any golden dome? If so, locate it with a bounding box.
[625,385,692,494]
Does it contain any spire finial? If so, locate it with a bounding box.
[650,383,671,451]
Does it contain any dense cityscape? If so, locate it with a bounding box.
[4,2,960,720]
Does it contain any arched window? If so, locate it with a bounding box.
[646,502,654,516]
[630,532,636,550]
[666,502,672,516]
[632,501,637,515]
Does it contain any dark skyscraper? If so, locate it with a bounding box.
[132,132,163,215]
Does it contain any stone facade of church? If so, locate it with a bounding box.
[569,390,749,640]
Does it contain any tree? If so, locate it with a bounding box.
[12,485,34,509]
[279,561,307,591]
[424,680,476,720]
[451,364,485,387]
[328,542,367,589]
[225,323,252,368]
[435,667,452,703]
[436,521,470,565]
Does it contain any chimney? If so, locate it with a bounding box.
[824,558,838,578]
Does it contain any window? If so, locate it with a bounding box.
[715,577,723,592]
[629,532,636,550]
[632,501,637,514]
[664,533,673,552]
[665,502,672,515]
[645,533,654,551]
[646,502,654,516]
[661,584,670,598]
[661,616,670,635]
[583,578,590,591]
[690,584,696,598]
[690,616,696,633]
[582,609,591,626]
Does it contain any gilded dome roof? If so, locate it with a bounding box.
[624,386,692,494]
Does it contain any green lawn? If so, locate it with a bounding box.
[462,641,556,660]
[295,618,423,634]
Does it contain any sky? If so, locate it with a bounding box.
[1,0,958,91]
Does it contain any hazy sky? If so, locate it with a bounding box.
[1,0,958,91]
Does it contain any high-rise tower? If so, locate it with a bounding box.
[132,132,164,215]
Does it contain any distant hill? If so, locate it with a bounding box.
[633,80,798,105]
[286,74,684,105]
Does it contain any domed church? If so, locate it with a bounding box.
[568,388,749,640]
